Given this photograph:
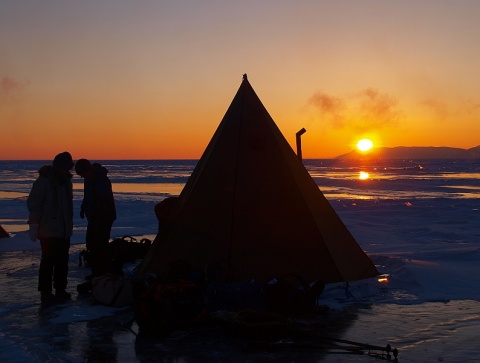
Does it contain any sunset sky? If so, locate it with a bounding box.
[1,1,479,160]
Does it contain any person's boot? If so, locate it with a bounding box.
[77,281,92,295]
[55,290,72,300]
[41,291,55,304]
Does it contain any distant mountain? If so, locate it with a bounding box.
[336,146,480,160]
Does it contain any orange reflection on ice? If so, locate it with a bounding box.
[377,275,389,283]
[73,182,185,195]
[359,171,369,180]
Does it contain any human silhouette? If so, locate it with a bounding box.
[27,151,74,304]
[75,159,117,278]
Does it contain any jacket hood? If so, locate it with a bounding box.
[91,163,109,176]
[38,164,72,180]
[38,165,53,177]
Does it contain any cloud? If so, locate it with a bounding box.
[308,88,400,131]
[308,92,345,127]
[420,98,449,121]
[466,99,480,115]
[1,76,28,105]
[421,96,480,121]
[308,92,344,114]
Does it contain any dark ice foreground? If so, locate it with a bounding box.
[1,245,480,362]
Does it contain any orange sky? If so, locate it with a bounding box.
[1,1,480,160]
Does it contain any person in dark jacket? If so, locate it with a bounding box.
[75,159,117,278]
[27,151,74,303]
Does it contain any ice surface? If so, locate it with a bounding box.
[1,159,479,362]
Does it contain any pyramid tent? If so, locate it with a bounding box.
[0,225,9,239]
[138,75,378,283]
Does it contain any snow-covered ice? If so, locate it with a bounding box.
[1,159,479,362]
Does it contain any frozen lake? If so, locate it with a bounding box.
[1,159,479,361]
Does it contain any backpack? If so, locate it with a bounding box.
[91,274,134,308]
[110,236,152,265]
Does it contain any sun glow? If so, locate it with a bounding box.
[359,171,369,180]
[356,138,374,152]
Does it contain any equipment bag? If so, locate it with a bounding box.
[109,236,152,264]
[91,274,134,308]
[135,278,208,336]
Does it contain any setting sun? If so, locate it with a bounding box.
[356,138,374,152]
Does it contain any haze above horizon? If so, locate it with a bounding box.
[2,145,479,161]
[2,1,479,160]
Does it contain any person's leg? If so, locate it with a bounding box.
[97,221,114,274]
[85,220,101,277]
[86,220,112,277]
[53,238,70,297]
[39,238,55,302]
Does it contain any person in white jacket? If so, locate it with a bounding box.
[27,152,74,304]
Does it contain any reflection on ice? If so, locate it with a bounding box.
[109,183,185,196]
[2,159,480,202]
[359,171,369,180]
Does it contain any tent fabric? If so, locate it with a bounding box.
[138,75,378,283]
[0,225,9,239]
